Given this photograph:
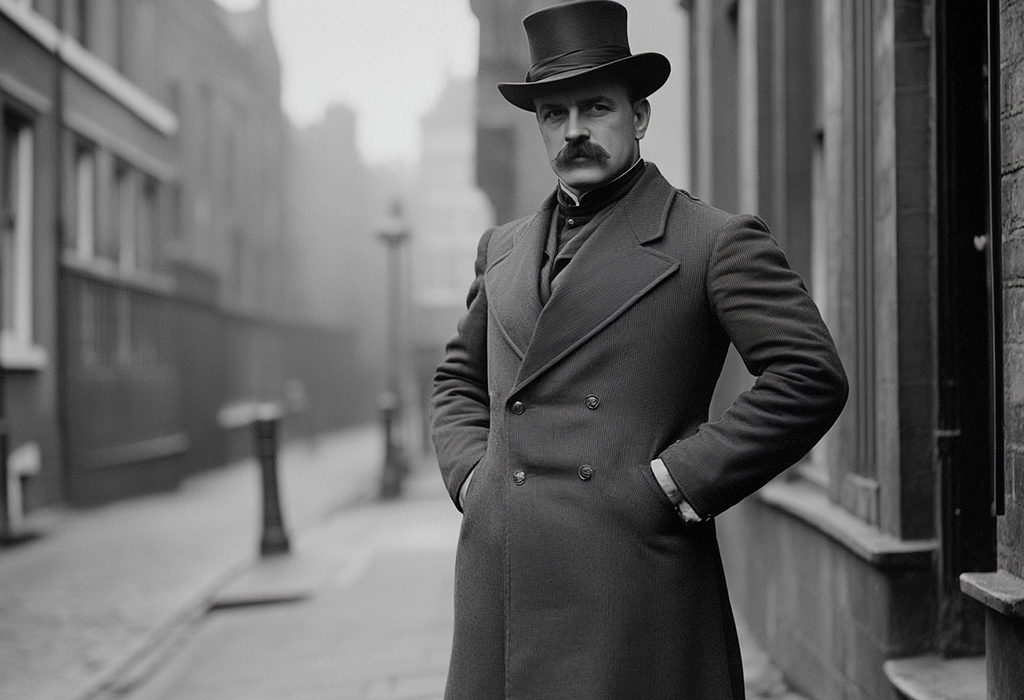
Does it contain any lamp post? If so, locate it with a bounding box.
[377,201,411,499]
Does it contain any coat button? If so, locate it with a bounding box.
[510,401,525,415]
[584,394,600,410]
[513,470,526,485]
[578,464,594,481]
[566,218,576,227]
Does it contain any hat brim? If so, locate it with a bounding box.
[497,52,670,112]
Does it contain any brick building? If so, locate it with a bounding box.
[0,0,363,514]
[472,0,1023,697]
[961,0,1024,696]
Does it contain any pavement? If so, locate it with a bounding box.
[0,425,384,700]
[0,423,810,700]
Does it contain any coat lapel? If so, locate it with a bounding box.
[485,195,554,359]
[511,166,681,394]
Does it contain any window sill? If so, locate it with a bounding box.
[0,0,60,51]
[62,253,175,295]
[757,478,937,569]
[0,339,48,371]
[960,570,1024,619]
[883,654,985,700]
[86,433,189,470]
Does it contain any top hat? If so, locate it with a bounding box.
[497,0,671,112]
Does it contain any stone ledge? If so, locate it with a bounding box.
[960,570,1024,618]
[883,654,985,700]
[758,479,937,568]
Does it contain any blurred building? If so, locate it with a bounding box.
[287,104,385,399]
[472,0,1022,698]
[410,75,493,447]
[0,0,363,511]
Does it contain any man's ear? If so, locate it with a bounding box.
[633,98,651,140]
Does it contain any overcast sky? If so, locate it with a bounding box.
[217,0,479,165]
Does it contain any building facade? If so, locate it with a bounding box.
[0,0,66,520]
[410,75,494,448]
[961,0,1024,696]
[473,0,1023,697]
[1,0,362,514]
[685,2,1023,698]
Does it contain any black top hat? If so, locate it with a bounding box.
[497,0,671,112]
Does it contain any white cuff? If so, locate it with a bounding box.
[458,468,475,509]
[650,458,702,523]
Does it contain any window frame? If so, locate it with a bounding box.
[0,107,46,370]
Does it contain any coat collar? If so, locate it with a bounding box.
[484,195,554,359]
[486,164,680,392]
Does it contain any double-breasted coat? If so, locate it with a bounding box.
[431,164,848,699]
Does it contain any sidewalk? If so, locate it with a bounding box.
[1,425,810,700]
[112,473,807,700]
[115,467,459,700]
[0,424,386,700]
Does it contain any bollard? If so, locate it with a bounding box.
[253,403,290,557]
[377,391,408,500]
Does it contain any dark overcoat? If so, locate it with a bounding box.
[431,164,848,700]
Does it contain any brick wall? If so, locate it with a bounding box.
[1003,0,1024,581]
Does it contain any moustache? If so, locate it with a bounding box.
[553,141,611,168]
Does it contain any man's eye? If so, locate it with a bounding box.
[588,104,610,114]
[543,110,565,122]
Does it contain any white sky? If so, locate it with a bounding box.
[217,0,480,165]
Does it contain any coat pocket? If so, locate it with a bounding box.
[600,462,687,538]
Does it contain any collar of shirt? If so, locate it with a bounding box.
[540,158,647,303]
[556,157,646,225]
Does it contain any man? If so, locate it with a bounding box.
[431,2,848,698]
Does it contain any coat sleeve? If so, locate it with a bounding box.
[658,214,848,520]
[431,227,494,510]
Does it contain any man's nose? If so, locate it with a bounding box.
[565,110,589,141]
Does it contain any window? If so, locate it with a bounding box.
[223,130,236,207]
[114,0,128,73]
[73,144,96,260]
[75,0,89,48]
[1,111,40,364]
[850,0,877,482]
[231,227,245,296]
[136,178,158,271]
[114,162,136,272]
[115,164,131,269]
[199,84,214,186]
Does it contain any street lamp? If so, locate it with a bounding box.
[376,201,411,499]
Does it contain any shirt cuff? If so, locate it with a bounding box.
[650,458,702,523]
[458,467,475,509]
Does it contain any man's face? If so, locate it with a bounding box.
[533,81,650,194]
